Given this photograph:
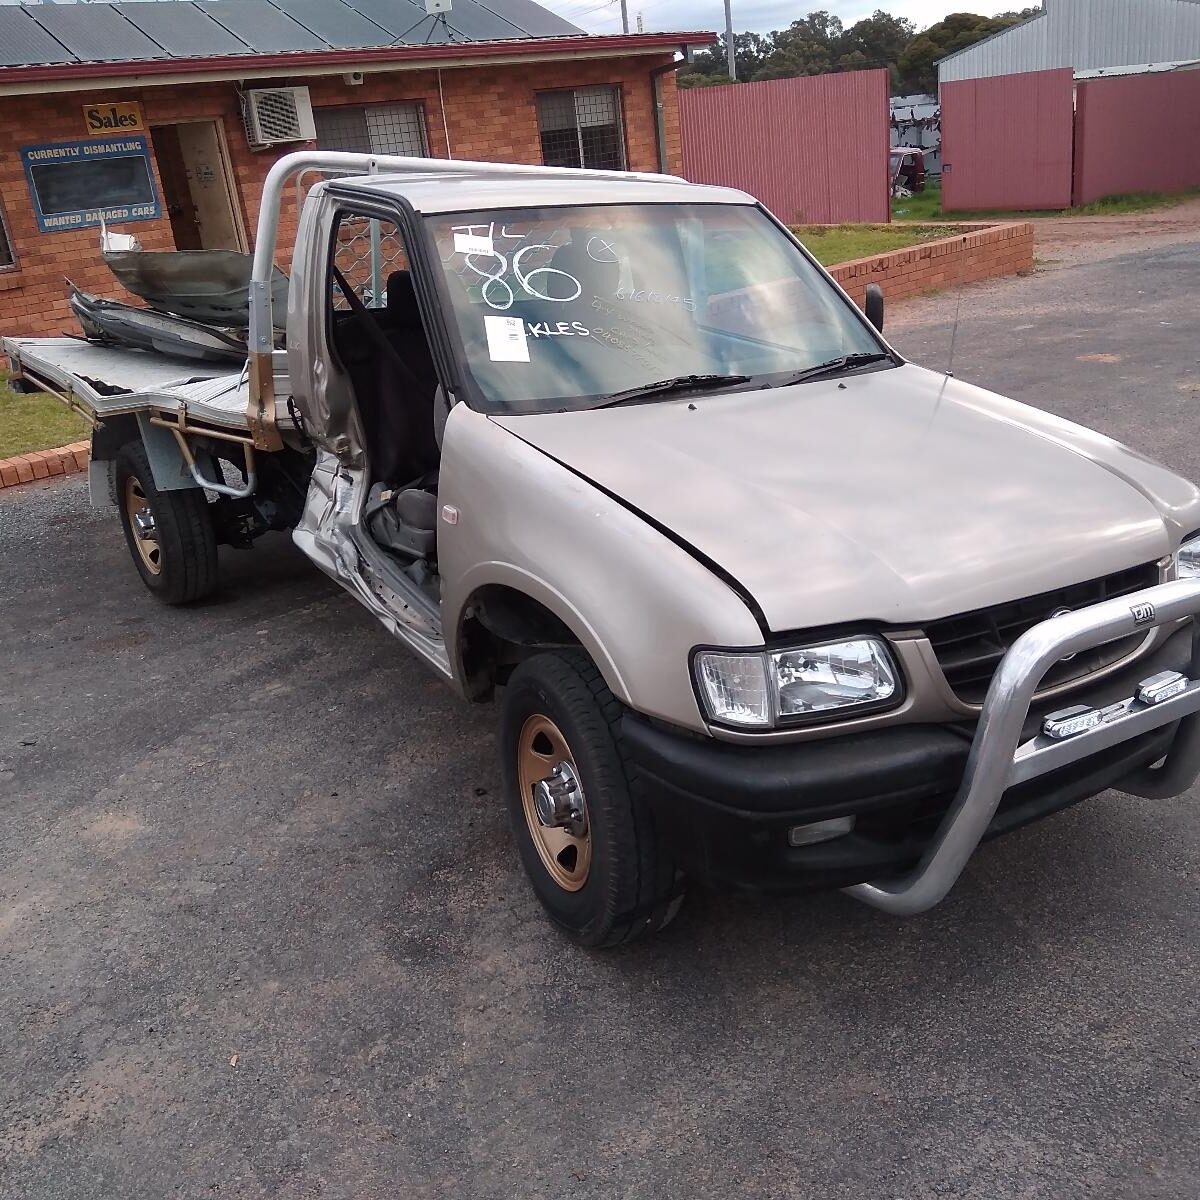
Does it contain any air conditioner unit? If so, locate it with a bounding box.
[242,86,316,149]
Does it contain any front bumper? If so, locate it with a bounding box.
[624,588,1200,907]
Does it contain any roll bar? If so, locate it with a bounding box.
[244,151,687,448]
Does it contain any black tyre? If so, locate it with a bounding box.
[115,441,218,605]
[500,652,684,947]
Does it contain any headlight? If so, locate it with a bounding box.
[694,637,900,729]
[1176,532,1200,579]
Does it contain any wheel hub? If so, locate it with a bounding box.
[123,475,162,576]
[132,508,157,538]
[532,760,587,837]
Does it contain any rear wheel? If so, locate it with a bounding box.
[115,441,218,604]
[501,652,684,947]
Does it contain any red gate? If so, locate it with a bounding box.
[940,68,1074,211]
[679,70,890,224]
[1074,70,1200,205]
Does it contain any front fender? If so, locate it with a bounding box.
[437,404,763,734]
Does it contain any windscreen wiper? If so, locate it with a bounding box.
[777,352,896,387]
[593,373,752,410]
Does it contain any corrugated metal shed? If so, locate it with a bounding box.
[0,0,586,67]
[939,0,1200,84]
[1074,69,1200,202]
[940,69,1075,210]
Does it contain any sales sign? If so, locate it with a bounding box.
[82,101,146,136]
[21,136,160,234]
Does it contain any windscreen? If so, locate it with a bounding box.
[426,203,884,414]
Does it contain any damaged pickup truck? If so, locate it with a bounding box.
[8,151,1200,947]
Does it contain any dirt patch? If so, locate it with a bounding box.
[1030,196,1200,263]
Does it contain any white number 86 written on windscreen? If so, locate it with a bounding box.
[453,230,582,311]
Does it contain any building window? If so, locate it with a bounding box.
[0,202,13,268]
[314,103,428,157]
[537,86,626,171]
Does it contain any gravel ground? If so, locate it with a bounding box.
[2,237,1199,1199]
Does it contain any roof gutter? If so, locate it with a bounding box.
[0,31,717,97]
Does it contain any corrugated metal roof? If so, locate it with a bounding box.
[113,2,251,57]
[334,0,444,41]
[0,0,587,67]
[197,0,327,52]
[438,0,528,43]
[478,0,583,38]
[0,7,74,67]
[940,0,1200,83]
[258,0,392,50]
[28,2,170,62]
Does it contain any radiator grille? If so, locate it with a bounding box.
[926,562,1160,704]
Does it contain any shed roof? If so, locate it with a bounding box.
[0,0,587,68]
[938,0,1200,84]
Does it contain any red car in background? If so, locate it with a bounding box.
[890,147,927,197]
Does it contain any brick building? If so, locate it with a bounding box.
[0,0,713,337]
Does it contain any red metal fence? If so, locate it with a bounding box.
[1074,70,1200,205]
[940,69,1075,212]
[678,70,889,224]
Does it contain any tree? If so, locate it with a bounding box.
[676,6,1042,95]
[753,11,844,80]
[834,10,916,72]
[895,11,1030,94]
[677,31,771,86]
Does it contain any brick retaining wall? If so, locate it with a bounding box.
[0,441,89,488]
[827,222,1035,306]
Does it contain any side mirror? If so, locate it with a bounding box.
[864,283,884,333]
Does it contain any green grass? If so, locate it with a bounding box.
[791,223,959,265]
[893,181,1198,222]
[0,377,89,459]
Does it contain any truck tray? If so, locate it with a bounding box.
[3,336,294,433]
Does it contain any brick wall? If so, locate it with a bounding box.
[0,54,678,338]
[826,222,1035,306]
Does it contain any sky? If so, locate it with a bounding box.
[557,0,1021,37]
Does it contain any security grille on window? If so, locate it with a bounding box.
[0,204,13,268]
[314,103,428,157]
[330,213,409,311]
[537,86,626,171]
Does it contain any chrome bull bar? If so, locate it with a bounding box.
[845,578,1200,915]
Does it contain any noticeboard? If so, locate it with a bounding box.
[21,136,160,234]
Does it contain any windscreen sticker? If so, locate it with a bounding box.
[454,231,495,258]
[484,314,530,362]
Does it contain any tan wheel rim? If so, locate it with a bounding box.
[517,714,592,892]
[124,475,161,576]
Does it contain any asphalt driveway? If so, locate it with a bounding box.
[2,239,1198,1199]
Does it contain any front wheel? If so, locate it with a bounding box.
[115,441,218,604]
[500,652,683,947]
